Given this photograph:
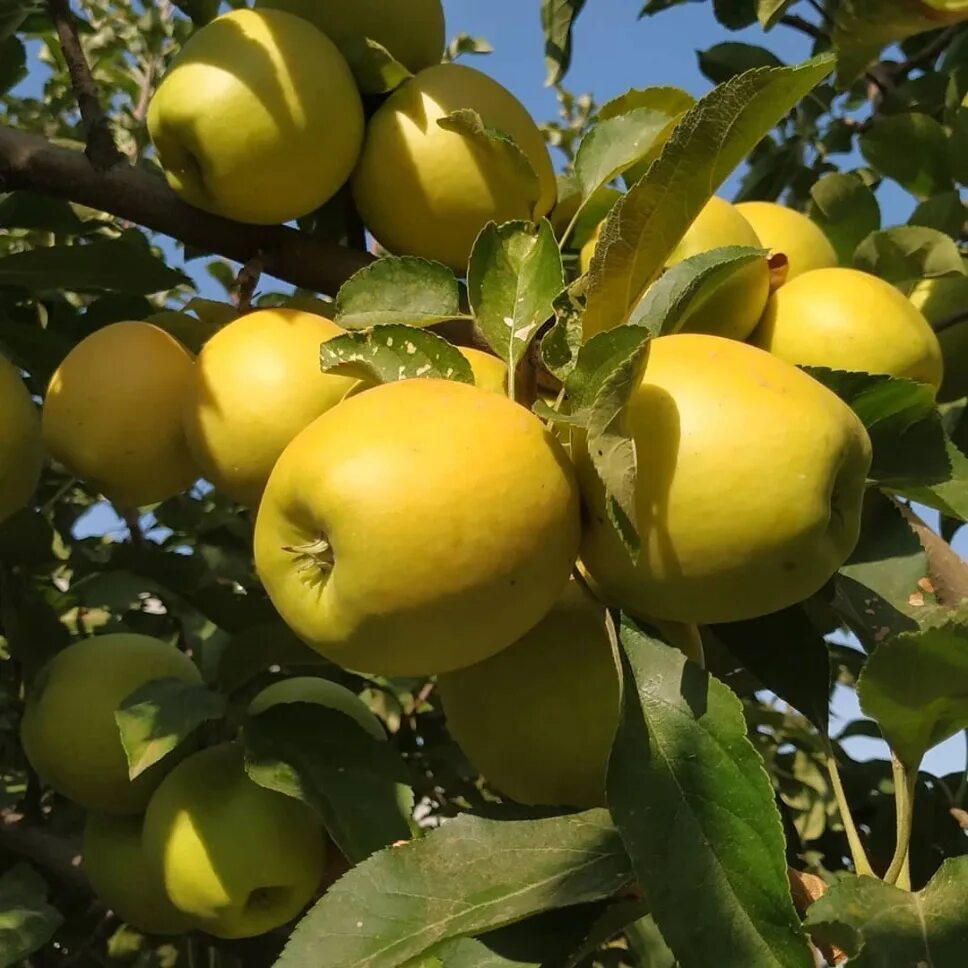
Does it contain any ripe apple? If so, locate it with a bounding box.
[256,0,445,73]
[83,813,196,936]
[352,63,557,272]
[42,322,198,508]
[438,579,619,808]
[735,201,838,281]
[249,677,386,740]
[576,334,872,624]
[254,378,580,676]
[20,634,202,813]
[459,347,508,394]
[905,273,968,401]
[182,309,358,509]
[142,742,326,939]
[752,267,944,391]
[147,9,363,225]
[0,352,43,525]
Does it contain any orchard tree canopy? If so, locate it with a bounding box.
[1,1,968,966]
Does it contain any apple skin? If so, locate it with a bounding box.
[752,267,944,392]
[0,353,43,525]
[254,378,580,677]
[83,813,197,936]
[147,9,363,225]
[142,743,326,940]
[459,347,508,394]
[575,334,872,625]
[20,634,202,814]
[735,201,838,281]
[352,63,557,272]
[255,0,445,74]
[249,677,386,740]
[182,309,358,509]
[439,579,617,808]
[42,322,198,508]
[904,274,968,402]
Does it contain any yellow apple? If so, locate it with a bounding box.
[735,201,838,281]
[182,309,358,509]
[254,378,580,676]
[460,347,508,394]
[905,273,968,401]
[249,677,386,740]
[752,267,944,391]
[20,634,202,814]
[147,8,364,225]
[352,63,557,272]
[143,742,326,939]
[438,579,619,808]
[256,0,445,73]
[83,813,197,935]
[579,221,601,275]
[42,322,198,508]
[0,353,43,524]
[576,334,872,624]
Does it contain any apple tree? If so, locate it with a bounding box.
[0,0,967,965]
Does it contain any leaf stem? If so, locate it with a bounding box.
[558,204,584,253]
[823,740,874,877]
[884,755,917,888]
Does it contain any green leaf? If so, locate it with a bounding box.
[0,35,26,95]
[909,192,967,238]
[319,324,474,385]
[217,621,329,694]
[541,0,587,85]
[0,192,91,234]
[335,257,461,330]
[805,857,968,964]
[115,678,224,780]
[171,0,219,26]
[625,914,676,968]
[244,703,413,864]
[857,622,968,768]
[0,864,62,967]
[854,226,965,284]
[0,239,190,294]
[467,220,563,375]
[698,43,784,85]
[582,55,834,338]
[757,0,796,29]
[565,326,651,413]
[860,114,953,199]
[340,37,413,95]
[444,33,494,62]
[609,619,814,968]
[808,172,881,264]
[276,810,632,967]
[948,105,968,185]
[541,278,587,379]
[0,0,42,42]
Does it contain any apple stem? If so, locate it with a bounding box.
[884,755,917,889]
[823,738,875,878]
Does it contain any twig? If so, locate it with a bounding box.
[894,499,968,605]
[806,0,834,28]
[933,307,968,335]
[0,813,88,892]
[117,507,144,548]
[884,756,916,888]
[233,253,263,312]
[46,0,124,171]
[780,14,828,43]
[895,26,959,77]
[823,740,875,877]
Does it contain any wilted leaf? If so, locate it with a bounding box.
[541,0,587,85]
[0,864,62,967]
[808,172,881,264]
[860,114,952,200]
[541,278,587,379]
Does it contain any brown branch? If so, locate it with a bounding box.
[233,254,263,313]
[780,14,828,43]
[895,499,968,605]
[0,813,88,893]
[895,26,959,77]
[46,0,124,171]
[0,125,373,295]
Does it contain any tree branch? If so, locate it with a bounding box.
[780,14,828,43]
[46,0,124,171]
[0,813,88,893]
[895,499,968,605]
[0,125,373,295]
[895,26,959,77]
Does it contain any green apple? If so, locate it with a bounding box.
[143,742,326,939]
[0,352,43,525]
[904,273,968,401]
[576,334,872,624]
[83,813,196,936]
[735,201,838,281]
[20,634,201,814]
[254,378,580,676]
[249,677,386,740]
[147,8,364,225]
[752,267,944,392]
[352,63,557,272]
[256,0,445,73]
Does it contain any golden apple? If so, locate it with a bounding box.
[752,267,944,391]
[460,347,508,394]
[182,309,358,509]
[0,353,43,524]
[42,322,198,508]
[143,743,326,939]
[576,334,872,624]
[905,273,968,401]
[256,0,445,73]
[735,201,838,281]
[147,9,364,225]
[83,813,196,935]
[352,63,556,272]
[254,378,580,676]
[21,634,201,814]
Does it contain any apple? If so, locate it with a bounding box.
[249,677,386,740]
[752,267,944,391]
[142,742,326,939]
[182,308,359,509]
[904,273,968,401]
[147,9,363,225]
[256,0,446,74]
[459,347,508,394]
[20,634,202,814]
[0,352,43,525]
[735,201,838,281]
[575,334,872,624]
[351,63,557,272]
[42,322,198,508]
[83,813,196,936]
[254,378,580,676]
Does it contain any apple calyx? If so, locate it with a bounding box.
[283,536,335,582]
